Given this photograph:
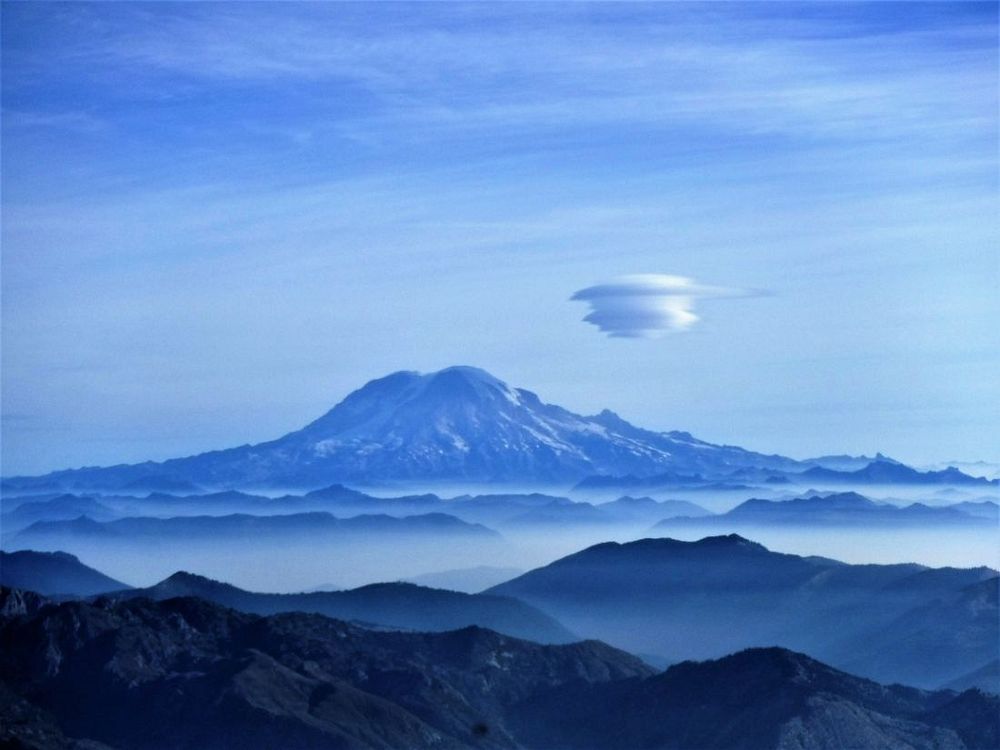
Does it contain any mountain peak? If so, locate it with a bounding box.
[5,365,938,490]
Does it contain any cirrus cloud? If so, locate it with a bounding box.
[571,274,751,338]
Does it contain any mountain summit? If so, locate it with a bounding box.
[4,366,987,492]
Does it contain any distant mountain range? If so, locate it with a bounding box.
[654,491,999,528]
[488,534,999,690]
[574,458,999,493]
[13,509,500,549]
[4,365,992,491]
[4,487,991,550]
[2,590,996,750]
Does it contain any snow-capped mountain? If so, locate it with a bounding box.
[0,366,886,491]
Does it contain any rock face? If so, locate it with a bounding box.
[487,534,1000,689]
[1,591,996,750]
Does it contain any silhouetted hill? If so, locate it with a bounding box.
[4,486,714,535]
[654,491,994,528]
[15,510,500,546]
[115,570,575,644]
[1,494,118,533]
[797,460,998,486]
[577,460,996,493]
[488,535,999,688]
[834,576,1000,690]
[1,593,995,749]
[0,550,129,597]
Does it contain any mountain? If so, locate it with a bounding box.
[945,660,1000,695]
[405,566,524,593]
[575,460,997,493]
[13,510,500,547]
[114,570,575,644]
[1,366,811,491]
[653,491,994,528]
[0,589,648,750]
[2,486,716,537]
[2,590,996,750]
[796,460,998,486]
[800,452,903,472]
[944,501,999,522]
[487,535,999,688]
[0,550,130,597]
[596,495,712,524]
[0,494,119,533]
[833,577,1000,690]
[574,471,752,492]
[511,647,999,750]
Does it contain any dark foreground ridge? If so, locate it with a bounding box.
[1,587,996,750]
[116,570,576,644]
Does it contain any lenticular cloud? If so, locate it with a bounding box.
[571,274,745,338]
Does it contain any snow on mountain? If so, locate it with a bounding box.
[0,366,903,491]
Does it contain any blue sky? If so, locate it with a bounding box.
[2,2,997,475]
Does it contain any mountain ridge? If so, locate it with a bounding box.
[1,590,996,750]
[488,534,999,688]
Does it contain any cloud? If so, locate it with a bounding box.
[571,274,749,338]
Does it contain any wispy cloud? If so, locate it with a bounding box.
[571,274,753,338]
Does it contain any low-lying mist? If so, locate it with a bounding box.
[2,480,995,592]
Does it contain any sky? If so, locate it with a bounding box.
[2,2,998,476]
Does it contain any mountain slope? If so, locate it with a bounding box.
[0,550,130,597]
[487,535,999,688]
[114,570,575,644]
[0,589,650,750]
[14,510,500,546]
[797,459,999,486]
[3,592,996,750]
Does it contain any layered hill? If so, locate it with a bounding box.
[488,534,999,689]
[3,485,712,534]
[113,570,574,644]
